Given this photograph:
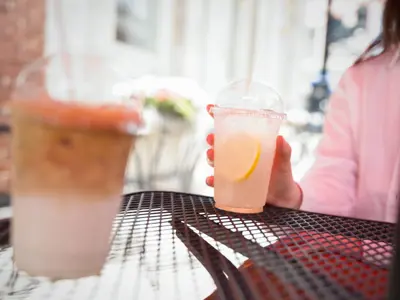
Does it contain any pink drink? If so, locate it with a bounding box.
[212,80,285,213]
[213,107,283,213]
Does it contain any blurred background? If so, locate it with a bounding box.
[0,0,384,198]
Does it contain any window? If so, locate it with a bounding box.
[116,0,159,51]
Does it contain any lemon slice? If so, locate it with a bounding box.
[216,133,261,182]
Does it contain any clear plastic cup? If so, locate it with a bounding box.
[10,54,143,280]
[212,80,286,213]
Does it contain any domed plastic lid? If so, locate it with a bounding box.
[215,79,286,119]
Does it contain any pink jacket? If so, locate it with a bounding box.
[300,49,400,223]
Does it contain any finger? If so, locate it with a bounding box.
[206,104,215,118]
[207,148,214,167]
[206,133,214,147]
[275,135,291,161]
[206,176,214,187]
[281,136,292,159]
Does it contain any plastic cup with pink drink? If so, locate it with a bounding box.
[211,79,286,213]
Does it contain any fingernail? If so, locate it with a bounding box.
[206,176,214,187]
[206,104,215,117]
[206,133,214,146]
[207,148,214,160]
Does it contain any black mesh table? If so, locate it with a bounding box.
[0,191,395,299]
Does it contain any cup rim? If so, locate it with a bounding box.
[210,105,286,120]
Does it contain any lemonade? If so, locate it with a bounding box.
[213,108,282,213]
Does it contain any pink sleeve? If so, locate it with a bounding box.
[300,68,359,217]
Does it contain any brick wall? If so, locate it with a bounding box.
[0,0,45,193]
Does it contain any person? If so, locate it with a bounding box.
[205,0,400,223]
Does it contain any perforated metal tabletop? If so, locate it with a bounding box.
[0,191,395,299]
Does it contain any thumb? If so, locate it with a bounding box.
[275,135,292,162]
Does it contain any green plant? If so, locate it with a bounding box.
[144,90,197,121]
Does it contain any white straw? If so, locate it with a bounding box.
[246,0,258,94]
[53,0,74,99]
